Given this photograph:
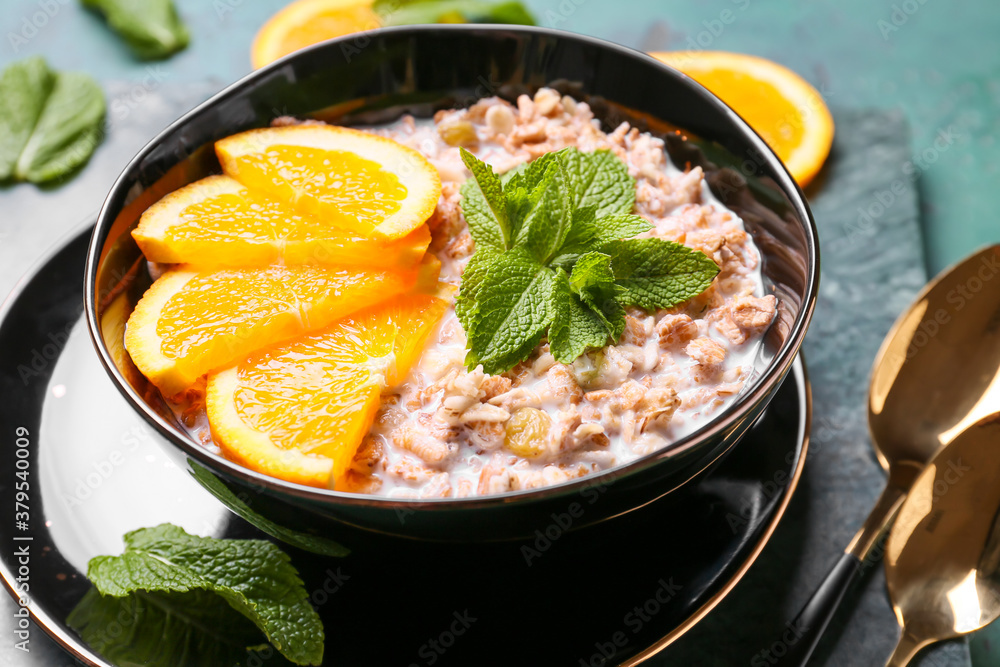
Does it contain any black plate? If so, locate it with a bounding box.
[0,225,809,666]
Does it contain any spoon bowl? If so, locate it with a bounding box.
[871,243,1000,469]
[884,416,1000,666]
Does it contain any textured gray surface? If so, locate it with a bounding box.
[0,93,969,666]
[664,110,970,666]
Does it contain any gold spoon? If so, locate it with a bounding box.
[884,416,1000,666]
[774,244,1000,665]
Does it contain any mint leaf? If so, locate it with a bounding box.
[378,0,536,26]
[15,71,105,183]
[502,149,560,189]
[590,295,627,341]
[559,148,636,217]
[517,162,573,263]
[464,248,554,373]
[460,148,510,250]
[602,238,720,310]
[505,147,635,223]
[569,252,626,340]
[592,214,655,244]
[503,174,532,237]
[190,463,349,557]
[569,251,616,295]
[68,588,283,667]
[552,206,598,267]
[86,524,324,666]
[455,248,499,339]
[0,57,54,181]
[83,0,190,60]
[501,152,559,238]
[557,211,653,263]
[0,58,105,184]
[550,270,612,363]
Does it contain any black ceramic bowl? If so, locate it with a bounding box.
[85,25,818,542]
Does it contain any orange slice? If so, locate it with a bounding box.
[124,264,417,397]
[216,125,441,240]
[251,0,380,70]
[650,51,834,187]
[206,292,448,488]
[132,175,430,269]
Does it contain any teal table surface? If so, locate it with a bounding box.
[1,0,998,665]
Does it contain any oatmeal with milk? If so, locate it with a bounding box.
[334,88,778,498]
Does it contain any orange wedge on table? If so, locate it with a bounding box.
[650,51,834,187]
[216,125,441,240]
[132,175,430,268]
[251,0,380,69]
[206,293,448,488]
[124,263,418,397]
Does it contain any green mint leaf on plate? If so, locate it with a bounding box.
[0,57,105,184]
[377,0,536,27]
[190,462,349,557]
[457,147,718,371]
[16,72,106,183]
[602,238,720,311]
[0,56,54,181]
[84,523,324,666]
[68,588,283,667]
[550,270,614,364]
[459,148,511,250]
[464,247,554,374]
[83,0,190,60]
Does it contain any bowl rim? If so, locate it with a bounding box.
[84,23,820,510]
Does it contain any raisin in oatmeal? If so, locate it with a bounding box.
[179,89,777,497]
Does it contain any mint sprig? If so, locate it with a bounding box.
[457,147,719,373]
[72,523,325,666]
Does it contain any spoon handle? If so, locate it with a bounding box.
[769,482,908,666]
[884,631,927,667]
[769,552,862,665]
